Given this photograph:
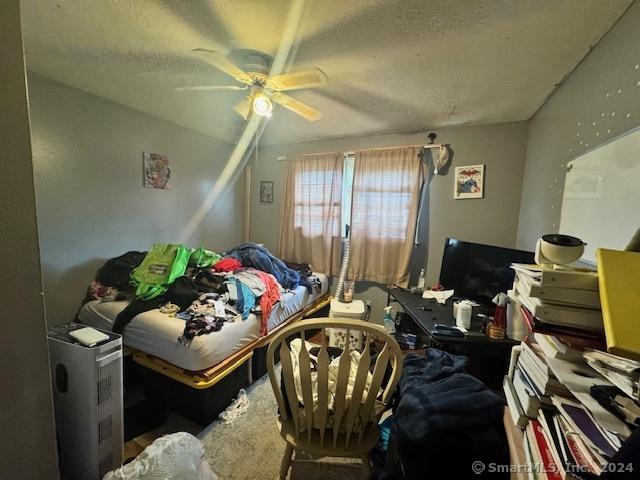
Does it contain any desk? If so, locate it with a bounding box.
[387,287,517,390]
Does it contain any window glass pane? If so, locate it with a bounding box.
[351,167,413,240]
[294,167,342,237]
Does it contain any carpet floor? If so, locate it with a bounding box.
[199,369,365,480]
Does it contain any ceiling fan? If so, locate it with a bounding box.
[177,48,327,122]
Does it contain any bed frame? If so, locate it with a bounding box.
[130,293,331,424]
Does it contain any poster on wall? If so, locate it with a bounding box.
[143,152,171,190]
[454,164,484,199]
[260,181,274,203]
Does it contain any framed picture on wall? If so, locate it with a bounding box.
[260,181,274,203]
[142,152,171,190]
[454,164,484,199]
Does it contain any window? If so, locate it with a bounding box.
[293,163,343,238]
[350,166,414,240]
[308,152,415,241]
[281,147,422,285]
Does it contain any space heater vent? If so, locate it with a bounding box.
[97,351,122,473]
[98,376,112,405]
[98,415,112,443]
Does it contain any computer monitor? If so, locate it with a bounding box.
[439,238,535,306]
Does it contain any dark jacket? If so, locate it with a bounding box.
[386,349,508,479]
[225,243,300,290]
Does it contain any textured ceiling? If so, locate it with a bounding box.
[22,0,632,145]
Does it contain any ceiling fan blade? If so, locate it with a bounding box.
[190,49,254,85]
[266,68,328,92]
[272,92,322,122]
[175,85,248,91]
[233,96,252,120]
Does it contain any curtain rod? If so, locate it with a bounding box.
[299,143,446,157]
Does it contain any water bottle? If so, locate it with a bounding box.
[417,268,426,290]
[383,306,396,334]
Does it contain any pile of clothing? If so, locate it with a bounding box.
[286,338,380,432]
[85,250,147,303]
[225,243,301,290]
[82,243,316,343]
[385,349,507,478]
[176,293,241,344]
[285,261,323,294]
[227,268,282,334]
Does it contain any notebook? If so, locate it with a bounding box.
[596,248,640,359]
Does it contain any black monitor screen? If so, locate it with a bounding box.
[439,238,535,305]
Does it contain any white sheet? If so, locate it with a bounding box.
[78,274,328,371]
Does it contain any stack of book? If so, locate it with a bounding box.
[509,263,606,350]
[505,340,571,427]
[504,334,638,478]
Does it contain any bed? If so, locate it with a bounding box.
[78,274,329,371]
[77,274,331,424]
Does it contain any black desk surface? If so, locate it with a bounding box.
[387,287,517,345]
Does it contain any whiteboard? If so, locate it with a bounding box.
[560,127,640,263]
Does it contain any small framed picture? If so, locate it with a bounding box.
[260,181,274,203]
[454,164,484,199]
[143,152,171,190]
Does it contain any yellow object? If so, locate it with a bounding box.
[597,248,640,359]
[133,350,253,389]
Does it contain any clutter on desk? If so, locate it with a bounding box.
[417,268,426,290]
[383,306,396,334]
[454,300,473,329]
[432,324,465,338]
[422,288,454,303]
[506,290,528,341]
[485,322,505,340]
[394,332,418,349]
[486,292,509,339]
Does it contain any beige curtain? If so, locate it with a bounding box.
[278,153,343,275]
[349,147,423,287]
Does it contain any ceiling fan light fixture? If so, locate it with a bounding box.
[252,92,273,117]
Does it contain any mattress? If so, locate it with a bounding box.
[78,274,328,371]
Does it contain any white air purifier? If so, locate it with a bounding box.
[328,299,366,350]
[48,323,124,479]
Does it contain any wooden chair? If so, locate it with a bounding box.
[266,318,403,479]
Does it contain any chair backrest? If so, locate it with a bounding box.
[267,317,403,448]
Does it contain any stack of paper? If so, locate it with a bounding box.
[509,263,606,353]
[511,263,603,333]
[504,334,638,478]
[583,349,640,401]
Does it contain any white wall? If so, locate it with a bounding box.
[0,2,58,477]
[517,2,640,251]
[28,75,245,325]
[559,127,640,262]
